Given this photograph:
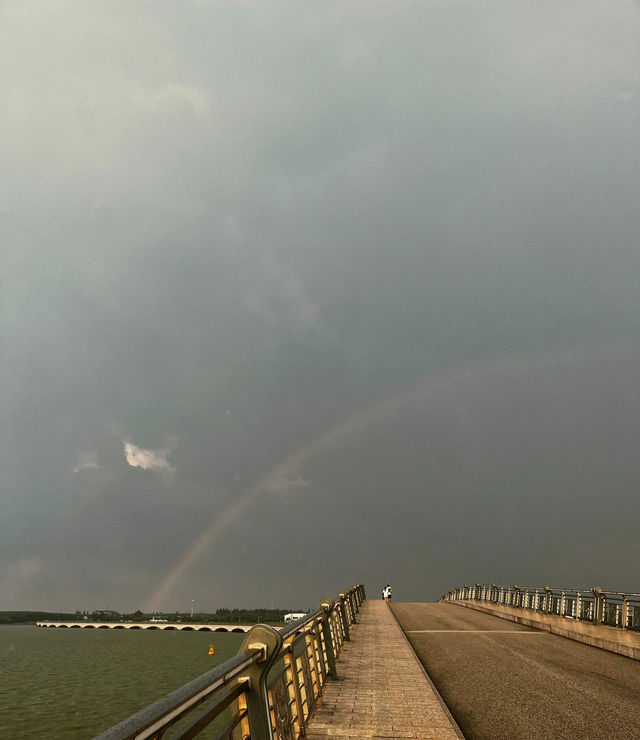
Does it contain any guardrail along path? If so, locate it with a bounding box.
[306,600,462,739]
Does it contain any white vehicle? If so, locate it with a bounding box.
[283,612,307,622]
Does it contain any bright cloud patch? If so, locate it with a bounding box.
[124,442,175,474]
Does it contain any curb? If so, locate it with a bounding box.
[388,603,465,739]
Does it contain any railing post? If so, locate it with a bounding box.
[350,587,359,623]
[592,587,604,624]
[318,598,338,679]
[576,591,582,620]
[622,596,630,629]
[347,588,356,623]
[283,639,305,737]
[308,620,325,695]
[544,586,552,614]
[346,586,356,624]
[237,624,284,740]
[337,593,351,641]
[513,585,520,608]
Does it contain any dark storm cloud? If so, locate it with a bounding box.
[1,1,639,610]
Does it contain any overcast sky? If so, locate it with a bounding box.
[2,1,639,612]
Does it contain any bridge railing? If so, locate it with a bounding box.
[94,583,366,740]
[440,584,640,631]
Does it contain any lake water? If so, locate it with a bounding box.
[0,625,245,739]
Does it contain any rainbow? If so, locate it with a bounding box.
[144,342,628,611]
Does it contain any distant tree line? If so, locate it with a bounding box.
[0,611,77,624]
[0,607,309,624]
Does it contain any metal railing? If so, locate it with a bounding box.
[94,583,366,740]
[441,583,640,631]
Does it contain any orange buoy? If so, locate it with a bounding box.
[208,644,215,656]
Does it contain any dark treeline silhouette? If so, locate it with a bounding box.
[0,611,78,624]
[1,607,309,624]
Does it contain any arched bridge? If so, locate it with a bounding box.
[37,620,252,632]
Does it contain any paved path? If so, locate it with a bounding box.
[392,603,640,740]
[451,599,640,660]
[306,600,462,739]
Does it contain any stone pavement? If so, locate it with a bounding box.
[305,600,463,739]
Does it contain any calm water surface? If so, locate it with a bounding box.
[0,625,245,739]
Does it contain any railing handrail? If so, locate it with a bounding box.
[94,582,366,740]
[95,649,261,739]
[440,582,640,632]
[472,585,640,598]
[443,584,640,599]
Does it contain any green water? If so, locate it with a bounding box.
[0,625,245,739]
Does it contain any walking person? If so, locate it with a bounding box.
[386,584,393,603]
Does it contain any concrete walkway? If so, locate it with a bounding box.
[306,600,462,739]
[452,600,640,660]
[393,603,640,740]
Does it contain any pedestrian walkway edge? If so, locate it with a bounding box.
[388,603,465,739]
[449,601,640,661]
